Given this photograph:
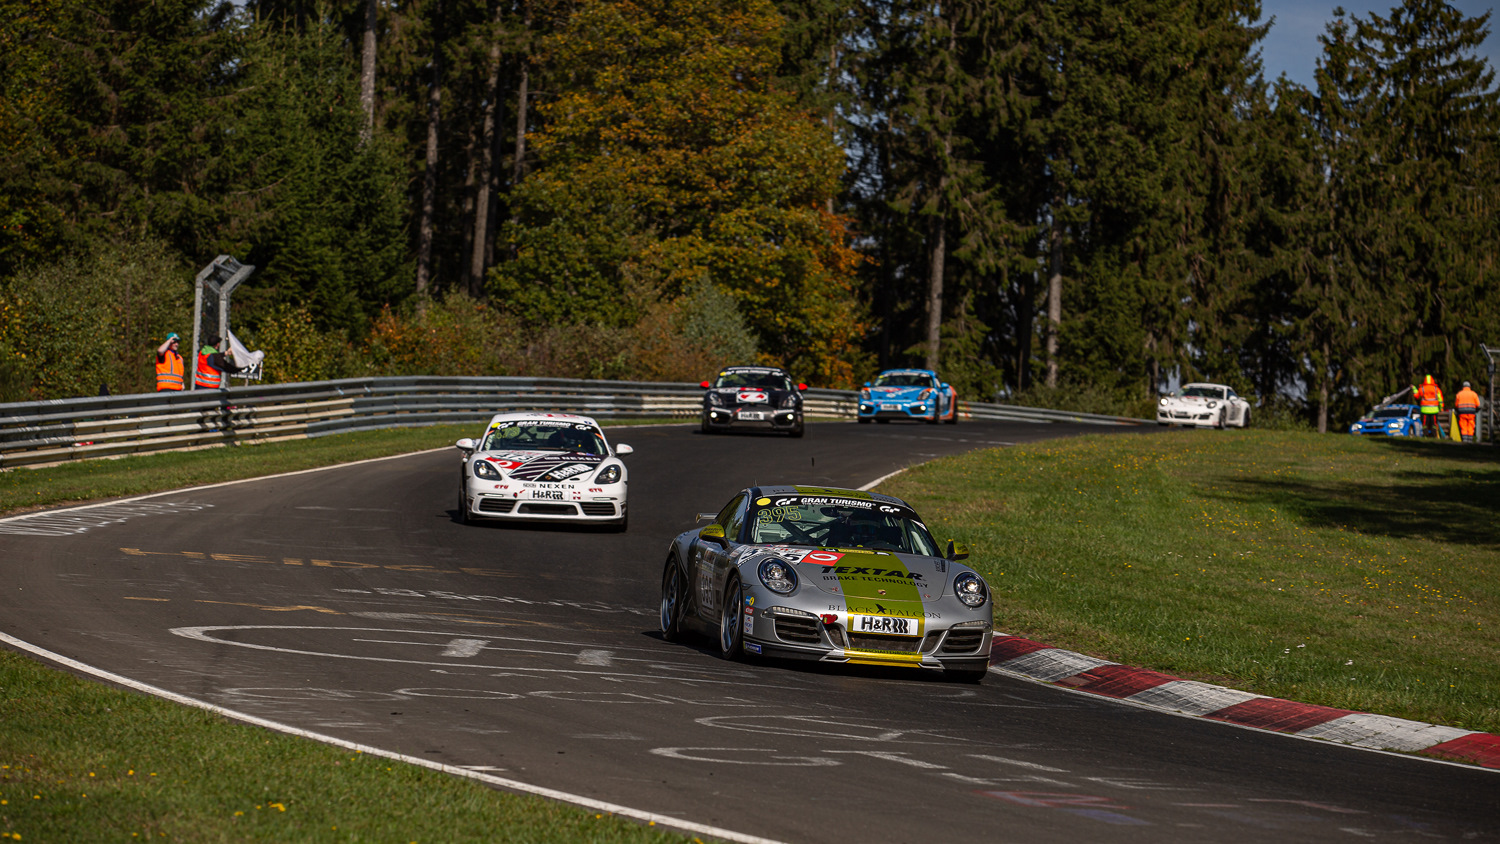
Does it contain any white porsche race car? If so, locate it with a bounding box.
[1157,383,1250,429]
[456,412,632,530]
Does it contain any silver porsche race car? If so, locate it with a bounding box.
[455,412,632,530]
[659,485,993,681]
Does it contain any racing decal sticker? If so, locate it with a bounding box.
[792,486,873,501]
[505,453,604,481]
[826,552,926,637]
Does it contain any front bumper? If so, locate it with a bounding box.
[704,406,802,430]
[742,605,991,671]
[1157,408,1216,426]
[858,401,936,421]
[463,481,626,523]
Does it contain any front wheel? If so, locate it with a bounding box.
[718,575,747,660]
[1215,409,1226,430]
[700,412,712,434]
[857,416,871,424]
[457,486,471,525]
[661,556,686,641]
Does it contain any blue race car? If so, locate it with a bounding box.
[857,369,958,424]
[1348,403,1422,436]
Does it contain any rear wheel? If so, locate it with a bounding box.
[660,556,686,641]
[718,575,747,660]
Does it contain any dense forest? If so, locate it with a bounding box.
[0,0,1495,428]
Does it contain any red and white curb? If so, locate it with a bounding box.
[989,635,1500,770]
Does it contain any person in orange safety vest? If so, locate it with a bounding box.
[154,333,185,391]
[1416,374,1444,437]
[194,333,242,389]
[1455,380,1481,443]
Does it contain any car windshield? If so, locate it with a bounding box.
[748,495,941,556]
[1373,409,1410,419]
[480,421,607,455]
[1181,386,1225,399]
[874,372,934,388]
[714,371,792,390]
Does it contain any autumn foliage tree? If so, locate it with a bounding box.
[491,0,868,386]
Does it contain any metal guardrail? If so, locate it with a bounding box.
[0,377,1146,469]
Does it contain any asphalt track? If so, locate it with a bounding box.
[1,420,1495,843]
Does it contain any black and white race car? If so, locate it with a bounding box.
[455,412,632,529]
[700,366,808,437]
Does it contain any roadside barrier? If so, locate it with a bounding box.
[0,377,1147,469]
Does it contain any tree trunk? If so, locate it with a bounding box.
[469,7,505,295]
[924,198,946,371]
[1318,337,1330,433]
[1015,271,1033,392]
[1045,212,1063,389]
[414,36,443,308]
[510,4,532,190]
[359,0,378,143]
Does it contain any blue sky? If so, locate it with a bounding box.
[1255,1,1498,88]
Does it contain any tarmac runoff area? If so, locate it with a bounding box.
[987,634,1500,770]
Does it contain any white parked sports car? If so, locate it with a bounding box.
[455,412,632,529]
[1157,383,1250,428]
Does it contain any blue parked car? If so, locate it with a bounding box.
[1348,403,1423,436]
[858,369,958,424]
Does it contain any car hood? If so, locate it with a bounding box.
[741,547,954,607]
[866,385,930,400]
[1164,395,1219,405]
[709,387,796,407]
[475,450,604,482]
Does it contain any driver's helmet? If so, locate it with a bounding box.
[550,427,589,451]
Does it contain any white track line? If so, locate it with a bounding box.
[0,630,785,844]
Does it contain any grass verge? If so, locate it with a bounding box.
[882,429,1499,734]
[0,650,686,842]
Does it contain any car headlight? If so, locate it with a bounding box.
[594,464,622,484]
[706,391,723,407]
[1206,401,1218,409]
[472,460,502,480]
[758,559,798,595]
[919,388,933,400]
[780,392,799,409]
[1159,398,1169,406]
[953,572,988,608]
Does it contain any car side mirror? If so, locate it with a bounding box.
[615,443,633,456]
[863,381,872,388]
[940,383,950,391]
[700,380,712,389]
[455,438,475,452]
[798,383,808,391]
[945,540,969,561]
[699,523,728,546]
